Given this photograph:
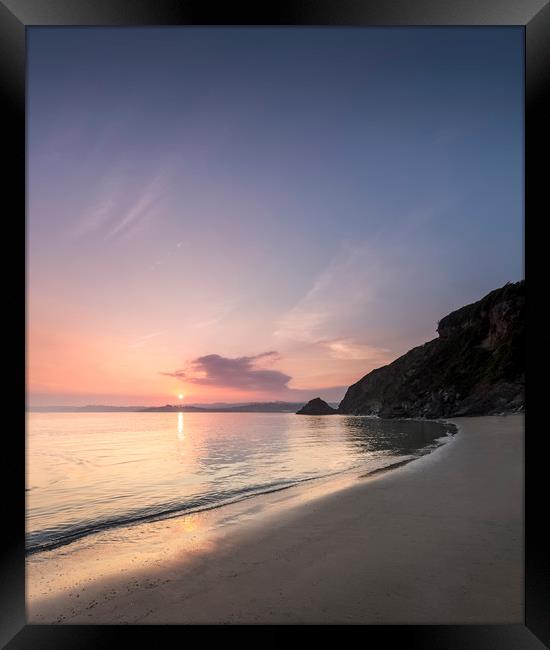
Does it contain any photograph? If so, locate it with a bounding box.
[25,25,526,626]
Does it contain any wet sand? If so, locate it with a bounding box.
[27,415,523,624]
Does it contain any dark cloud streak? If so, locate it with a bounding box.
[162,351,292,392]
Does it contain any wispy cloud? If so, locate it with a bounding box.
[318,338,391,362]
[274,199,452,350]
[69,198,117,240]
[129,331,165,349]
[190,298,242,329]
[107,174,166,239]
[273,242,373,344]
[192,317,223,329]
[68,169,169,242]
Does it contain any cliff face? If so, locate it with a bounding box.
[338,281,524,418]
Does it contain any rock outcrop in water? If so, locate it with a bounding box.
[338,281,524,418]
[297,398,337,415]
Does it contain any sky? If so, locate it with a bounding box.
[27,27,524,406]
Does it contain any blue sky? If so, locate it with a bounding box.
[27,27,524,405]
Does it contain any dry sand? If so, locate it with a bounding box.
[27,414,523,624]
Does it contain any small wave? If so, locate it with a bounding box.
[27,419,454,556]
[359,457,417,478]
[26,469,357,556]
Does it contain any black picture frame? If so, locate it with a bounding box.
[3,0,548,646]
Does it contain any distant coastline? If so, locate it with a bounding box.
[27,401,339,414]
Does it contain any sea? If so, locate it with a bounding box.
[26,412,455,555]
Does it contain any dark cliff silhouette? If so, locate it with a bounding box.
[338,281,524,418]
[296,398,337,415]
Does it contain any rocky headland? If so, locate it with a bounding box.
[337,281,524,418]
[296,398,337,415]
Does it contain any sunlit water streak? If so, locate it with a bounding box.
[26,412,454,554]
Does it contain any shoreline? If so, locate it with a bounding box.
[27,415,523,624]
[26,417,455,556]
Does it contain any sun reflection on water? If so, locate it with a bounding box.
[27,412,452,559]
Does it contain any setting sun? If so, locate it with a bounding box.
[178,394,184,400]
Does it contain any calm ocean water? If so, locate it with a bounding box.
[26,412,454,554]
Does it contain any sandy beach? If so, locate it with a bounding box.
[27,414,523,624]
